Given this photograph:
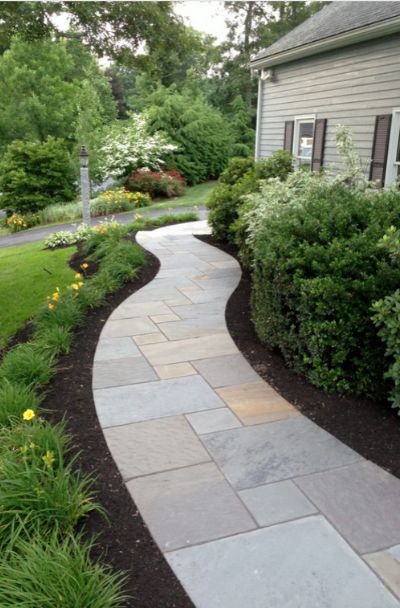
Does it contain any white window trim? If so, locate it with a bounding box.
[385,108,400,187]
[293,115,316,165]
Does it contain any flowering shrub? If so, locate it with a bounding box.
[128,168,185,198]
[6,213,39,233]
[98,113,177,179]
[91,188,150,216]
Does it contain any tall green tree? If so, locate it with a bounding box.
[0,38,115,155]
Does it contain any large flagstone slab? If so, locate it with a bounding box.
[166,516,399,608]
[202,416,362,490]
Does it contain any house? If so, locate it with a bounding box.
[250,1,400,186]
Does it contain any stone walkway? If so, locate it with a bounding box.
[92,220,400,608]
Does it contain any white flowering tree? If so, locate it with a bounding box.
[98,113,177,179]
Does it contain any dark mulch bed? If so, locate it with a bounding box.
[197,234,400,480]
[43,244,194,608]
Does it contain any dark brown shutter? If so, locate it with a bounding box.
[370,114,392,186]
[283,121,294,152]
[311,118,327,171]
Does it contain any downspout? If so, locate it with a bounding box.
[254,74,263,161]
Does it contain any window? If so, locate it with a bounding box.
[293,116,315,167]
[385,109,400,186]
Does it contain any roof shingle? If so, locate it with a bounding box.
[252,1,400,63]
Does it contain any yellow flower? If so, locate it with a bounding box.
[71,283,79,290]
[48,303,55,311]
[42,450,56,468]
[77,281,84,287]
[52,291,60,302]
[74,273,82,279]
[134,213,142,220]
[81,263,89,269]
[23,409,36,421]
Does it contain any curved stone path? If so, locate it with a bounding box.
[93,220,400,608]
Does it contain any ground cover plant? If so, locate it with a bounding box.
[0,211,197,606]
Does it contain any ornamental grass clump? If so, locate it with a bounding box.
[0,381,42,427]
[0,417,99,549]
[0,344,53,388]
[0,533,127,608]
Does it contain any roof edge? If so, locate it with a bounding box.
[250,15,400,69]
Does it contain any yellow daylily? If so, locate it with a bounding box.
[42,450,56,468]
[23,409,36,421]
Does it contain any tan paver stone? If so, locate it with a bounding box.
[216,382,298,425]
[151,313,180,323]
[140,334,238,366]
[364,550,400,599]
[102,316,158,338]
[104,416,210,480]
[134,332,168,345]
[155,362,197,380]
[110,301,172,320]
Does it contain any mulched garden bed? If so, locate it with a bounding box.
[197,234,400,480]
[43,242,195,608]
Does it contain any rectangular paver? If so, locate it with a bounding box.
[364,548,400,599]
[154,362,197,380]
[238,480,317,527]
[104,416,210,480]
[140,334,238,366]
[94,374,226,427]
[186,408,241,434]
[94,337,141,361]
[216,382,299,425]
[296,460,400,553]
[127,462,256,551]
[110,301,172,320]
[202,416,362,490]
[92,356,157,389]
[102,316,158,338]
[192,354,261,388]
[133,332,168,345]
[166,516,399,608]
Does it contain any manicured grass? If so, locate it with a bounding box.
[0,242,75,346]
[144,180,216,211]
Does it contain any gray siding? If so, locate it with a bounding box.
[257,34,400,173]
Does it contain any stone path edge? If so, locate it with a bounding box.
[92,221,400,608]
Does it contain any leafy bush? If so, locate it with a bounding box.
[0,137,76,214]
[44,224,93,249]
[219,157,254,186]
[0,533,127,608]
[208,151,293,243]
[98,112,176,179]
[247,179,400,398]
[128,168,185,198]
[147,86,232,184]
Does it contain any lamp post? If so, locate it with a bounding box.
[79,146,91,226]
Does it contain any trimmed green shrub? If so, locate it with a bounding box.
[0,533,127,608]
[0,137,76,215]
[248,181,400,398]
[208,151,293,243]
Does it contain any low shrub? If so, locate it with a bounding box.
[207,151,293,243]
[128,168,185,198]
[43,224,92,249]
[0,533,127,608]
[247,178,400,398]
[0,137,76,215]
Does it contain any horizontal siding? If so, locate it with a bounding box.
[257,33,400,172]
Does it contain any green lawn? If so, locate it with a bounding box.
[0,241,75,346]
[144,181,216,211]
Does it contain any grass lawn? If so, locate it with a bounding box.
[0,241,75,346]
